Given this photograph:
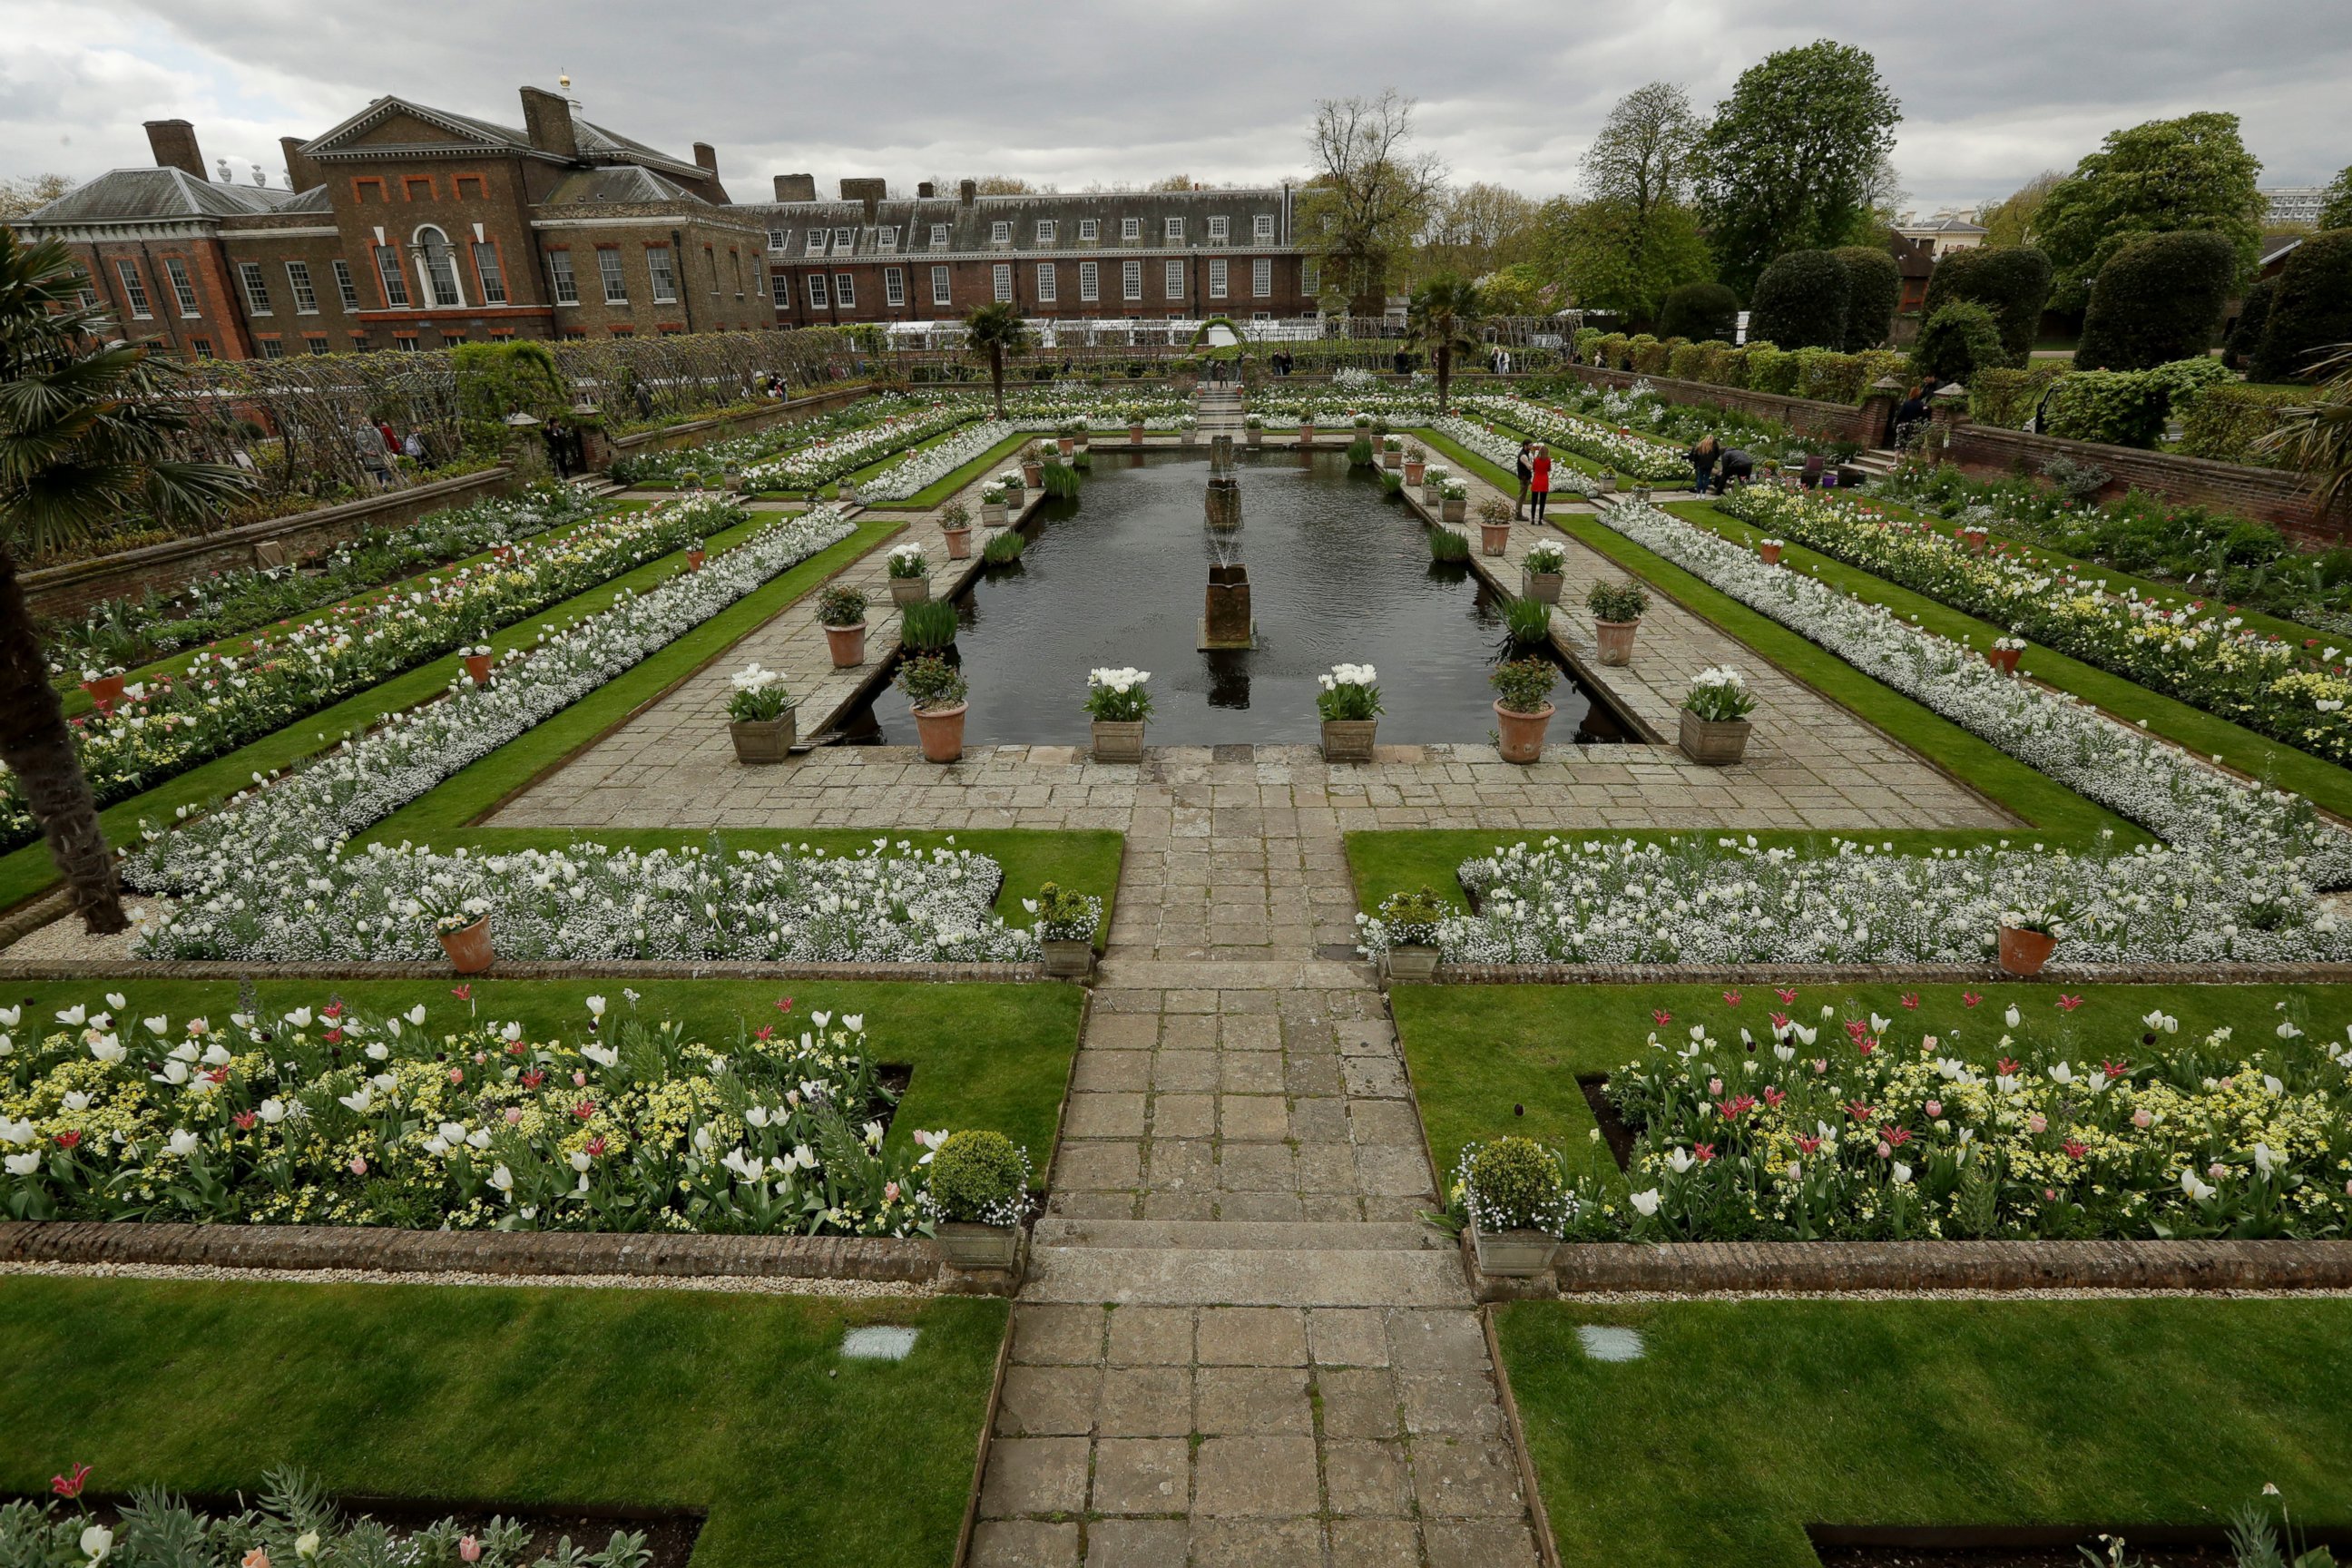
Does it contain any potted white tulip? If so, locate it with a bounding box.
[887,543,932,605]
[1679,666,1756,765]
[1084,666,1152,762]
[1523,540,1567,604]
[1317,662,1382,761]
[726,662,796,763]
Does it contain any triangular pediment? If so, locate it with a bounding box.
[301,97,530,160]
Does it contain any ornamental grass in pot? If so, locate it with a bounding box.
[1586,579,1649,667]
[1084,665,1152,762]
[1491,657,1557,764]
[1457,1136,1569,1276]
[1029,880,1101,978]
[1376,885,1447,981]
[818,583,869,668]
[1317,662,1383,761]
[1523,539,1567,603]
[726,661,797,763]
[887,543,932,606]
[1678,665,1757,766]
[1476,495,1512,554]
[940,499,975,559]
[898,653,969,763]
[1997,906,2065,976]
[923,1130,1031,1270]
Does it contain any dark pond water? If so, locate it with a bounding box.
[840,449,1632,748]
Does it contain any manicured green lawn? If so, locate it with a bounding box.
[1499,1295,2352,1567]
[1394,981,2352,1182]
[1,975,1086,1162]
[0,1276,1004,1568]
[1665,498,2352,819]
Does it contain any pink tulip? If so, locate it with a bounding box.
[349,1155,368,1175]
[459,1538,480,1563]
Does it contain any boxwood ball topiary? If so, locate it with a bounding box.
[1656,280,1740,344]
[1747,250,1850,352]
[1920,246,2053,368]
[2074,230,2237,372]
[1466,1136,1566,1230]
[1831,245,1903,352]
[928,1131,1028,1223]
[2253,229,2352,383]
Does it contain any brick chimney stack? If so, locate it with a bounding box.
[518,85,578,160]
[145,120,207,180]
[279,135,319,191]
[917,181,936,200]
[958,179,975,206]
[839,177,886,220]
[773,173,817,203]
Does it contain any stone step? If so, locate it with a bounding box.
[1034,1219,1445,1252]
[1019,1243,1473,1308]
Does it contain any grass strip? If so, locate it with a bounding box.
[0,1276,1005,1568]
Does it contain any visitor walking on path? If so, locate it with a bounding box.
[1514,440,1534,520]
[1688,435,1721,495]
[1529,444,1553,523]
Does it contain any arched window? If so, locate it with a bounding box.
[413,225,464,309]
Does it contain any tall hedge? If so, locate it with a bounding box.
[1911,300,2007,387]
[1747,250,1850,350]
[1968,365,2066,427]
[1657,281,1740,343]
[2224,275,2277,371]
[1920,245,2053,367]
[2253,229,2352,382]
[2073,230,2237,371]
[1832,246,1903,351]
[2180,382,2304,466]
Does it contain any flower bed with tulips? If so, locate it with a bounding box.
[0,497,740,854]
[608,394,936,485]
[1717,483,2352,766]
[740,403,987,493]
[0,994,950,1237]
[1542,999,2352,1242]
[856,422,1018,503]
[1456,394,1692,482]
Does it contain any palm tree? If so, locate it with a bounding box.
[0,226,247,932]
[962,301,1034,420]
[1406,274,1487,413]
[2259,344,2352,513]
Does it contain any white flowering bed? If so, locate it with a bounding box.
[855,421,1018,503]
[1455,394,1691,482]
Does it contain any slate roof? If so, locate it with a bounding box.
[542,165,710,207]
[299,94,705,181]
[22,167,306,226]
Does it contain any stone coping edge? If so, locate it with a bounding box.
[0,1219,967,1289]
[1469,1238,2352,1300]
[1410,961,2352,986]
[0,959,1056,984]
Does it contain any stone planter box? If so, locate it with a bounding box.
[1470,1216,1559,1278]
[1443,497,1469,524]
[1494,701,1553,764]
[1246,428,1263,446]
[889,576,931,606]
[1420,483,1442,506]
[943,526,973,560]
[824,621,867,669]
[981,500,1008,526]
[438,916,494,975]
[936,1221,1021,1271]
[914,702,966,763]
[1522,570,1563,603]
[1041,938,1095,980]
[730,711,797,764]
[837,479,856,501]
[1680,711,1751,766]
[1998,925,2058,976]
[1320,718,1377,762]
[1478,519,1509,554]
[1386,943,1440,983]
[1593,619,1637,667]
[1381,449,1401,469]
[1092,719,1146,763]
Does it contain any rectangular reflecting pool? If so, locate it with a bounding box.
[839,449,1633,748]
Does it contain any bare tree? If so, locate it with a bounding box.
[1416,181,1541,284]
[1298,89,1446,312]
[0,172,74,220]
[1579,83,1700,219]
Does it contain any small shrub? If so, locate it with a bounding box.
[2180,382,2306,466]
[1969,365,2065,427]
[895,653,967,711]
[2039,453,2112,504]
[1490,656,1558,714]
[1347,436,1376,466]
[2224,274,2277,370]
[1744,343,1798,396]
[1748,250,1850,351]
[1463,1137,1568,1233]
[926,1131,1030,1225]
[817,583,867,627]
[939,500,973,530]
[1586,579,1650,622]
[1376,885,1450,945]
[2074,230,2237,371]
[1028,881,1098,941]
[1476,496,1513,525]
[898,598,960,650]
[1429,528,1472,562]
[1911,300,2007,387]
[1503,595,1553,645]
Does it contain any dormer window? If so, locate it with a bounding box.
[1036,220,1056,242]
[805,231,827,255]
[1079,219,1099,240]
[930,223,949,247]
[831,226,854,250]
[1164,217,1184,240]
[1122,217,1142,240]
[768,229,789,252]
[878,227,898,251]
[1208,215,1229,242]
[990,220,1012,243]
[1254,213,1275,241]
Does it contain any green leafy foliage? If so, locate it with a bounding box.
[1919,245,2053,365]
[1831,245,1902,350]
[2226,275,2278,371]
[897,598,960,651]
[2043,368,2172,446]
[451,341,569,456]
[1428,527,1472,562]
[2035,112,2265,314]
[1465,1137,1566,1230]
[2323,166,2352,231]
[2179,383,2308,466]
[1490,656,1558,714]
[981,528,1026,564]
[2253,229,2352,383]
[2074,229,2236,370]
[1967,365,2066,426]
[1504,595,1553,645]
[927,1130,1029,1223]
[1585,579,1651,622]
[1655,281,1739,342]
[1911,299,2009,386]
[1747,250,1849,351]
[1539,195,1713,326]
[894,652,966,711]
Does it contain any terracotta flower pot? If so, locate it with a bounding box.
[438,916,494,975]
[1998,925,2058,976]
[889,576,931,606]
[1759,543,1783,566]
[686,548,706,572]
[1128,422,1145,445]
[1985,646,2021,676]
[1470,1215,1558,1278]
[1320,718,1377,762]
[1593,619,1638,667]
[914,701,967,762]
[1041,937,1095,979]
[1300,424,1316,446]
[1091,719,1146,763]
[824,621,867,669]
[1679,710,1752,766]
[1021,460,1044,486]
[81,674,125,712]
[1494,701,1554,764]
[1385,943,1440,982]
[1962,527,1989,552]
[1479,520,1510,554]
[462,653,495,685]
[1057,436,1075,456]
[943,525,973,560]
[730,711,796,763]
[1403,460,1425,485]
[935,1220,1020,1270]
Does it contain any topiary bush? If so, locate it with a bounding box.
[1665,340,1709,380]
[2073,230,2237,371]
[1461,1137,1569,1233]
[1832,245,1903,351]
[926,1130,1031,1225]
[1592,331,1632,368]
[1912,299,2009,386]
[1747,250,1850,351]
[2253,228,2352,382]
[1744,343,1798,396]
[1628,334,1672,375]
[1657,280,1740,344]
[1920,246,2053,367]
[2043,369,2171,447]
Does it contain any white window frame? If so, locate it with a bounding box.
[992,262,1013,302]
[834,271,855,307]
[768,228,788,252]
[284,260,318,314]
[547,252,578,306]
[163,257,201,317]
[805,231,828,255]
[1208,258,1227,299]
[307,336,331,355]
[1079,219,1099,240]
[1122,217,1142,240]
[1036,220,1056,243]
[1164,217,1183,241]
[931,265,952,306]
[990,220,1012,244]
[413,225,465,309]
[596,248,628,305]
[929,223,950,248]
[1208,215,1229,243]
[1035,261,1056,302]
[330,259,361,311]
[884,266,906,307]
[646,245,678,304]
[370,247,409,309]
[878,227,898,251]
[1302,260,1320,297]
[808,273,829,309]
[1079,260,1099,301]
[256,336,283,358]
[1122,259,1142,300]
[472,241,506,305]
[832,226,854,250]
[1164,258,1183,299]
[1252,257,1271,298]
[1254,213,1275,242]
[114,260,152,318]
[238,261,271,314]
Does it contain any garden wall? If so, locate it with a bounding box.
[598,381,870,464]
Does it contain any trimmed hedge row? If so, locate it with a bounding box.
[1579,328,1910,407]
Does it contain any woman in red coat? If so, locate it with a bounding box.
[1529,445,1553,523]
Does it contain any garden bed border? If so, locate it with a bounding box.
[0,957,1053,983]
[1399,960,2352,987]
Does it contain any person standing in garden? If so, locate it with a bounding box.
[1529,444,1553,522]
[1514,439,1534,519]
[1688,435,1721,495]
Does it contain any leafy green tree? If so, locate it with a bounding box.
[1977,171,2063,250]
[1693,39,1902,294]
[2034,112,2265,314]
[1538,194,1711,328]
[1656,281,1739,342]
[0,228,247,932]
[2254,230,2352,382]
[961,301,1033,418]
[1406,275,1485,412]
[1747,249,1850,350]
[1911,300,2006,386]
[2318,166,2352,231]
[1415,181,1540,288]
[1832,245,1901,350]
[1477,261,1556,316]
[1920,246,2053,366]
[2073,229,2237,370]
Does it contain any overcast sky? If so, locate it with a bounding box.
[5,0,2347,214]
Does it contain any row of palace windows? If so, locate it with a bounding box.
[780,256,1298,310]
[772,212,1280,255]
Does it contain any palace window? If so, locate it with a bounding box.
[1079,219,1099,240]
[647,245,678,304]
[831,226,853,250]
[331,260,361,311]
[930,223,949,247]
[1079,260,1099,301]
[806,230,828,255]
[884,267,905,306]
[808,273,829,309]
[114,260,152,318]
[1036,262,1056,302]
[1122,217,1141,240]
[162,257,201,316]
[1164,259,1183,299]
[768,228,788,251]
[1209,259,1227,299]
[1121,259,1142,300]
[238,261,271,313]
[1253,258,1271,298]
[371,246,409,309]
[1208,215,1229,242]
[931,265,952,306]
[306,336,330,355]
[878,227,898,251]
[1254,213,1275,241]
[546,251,578,306]
[472,242,506,304]
[835,272,855,307]
[1036,220,1056,243]
[1164,217,1183,240]
[414,225,464,308]
[993,262,1013,301]
[597,248,628,305]
[990,220,1012,243]
[1302,260,1320,296]
[257,336,283,358]
[284,260,318,313]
